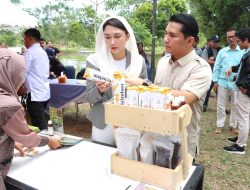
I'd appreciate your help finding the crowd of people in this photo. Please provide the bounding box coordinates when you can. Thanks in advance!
[0,13,249,189]
[193,28,250,154]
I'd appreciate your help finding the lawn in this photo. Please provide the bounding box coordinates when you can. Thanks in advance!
[197,97,250,190]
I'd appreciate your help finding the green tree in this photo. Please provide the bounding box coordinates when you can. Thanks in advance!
[105,0,151,16]
[189,0,250,44]
[134,2,153,33]
[9,0,21,4]
[105,0,188,47]
[134,0,188,39]
[128,18,152,47]
[24,1,97,48]
[0,30,18,46]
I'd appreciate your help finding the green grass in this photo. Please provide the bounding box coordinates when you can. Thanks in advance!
[61,53,86,61]
[197,97,250,190]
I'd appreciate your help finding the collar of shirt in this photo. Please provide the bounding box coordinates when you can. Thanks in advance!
[170,50,196,67]
[28,43,40,50]
[225,45,241,52]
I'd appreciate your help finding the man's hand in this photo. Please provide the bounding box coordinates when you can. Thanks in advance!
[50,72,56,78]
[209,57,215,61]
[125,76,144,86]
[15,142,25,156]
[226,67,232,77]
[48,137,61,150]
[213,82,219,94]
[170,90,198,105]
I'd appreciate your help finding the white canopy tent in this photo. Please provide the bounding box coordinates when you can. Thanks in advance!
[0,0,38,29]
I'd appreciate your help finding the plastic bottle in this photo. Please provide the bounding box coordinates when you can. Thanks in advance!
[48,120,54,136]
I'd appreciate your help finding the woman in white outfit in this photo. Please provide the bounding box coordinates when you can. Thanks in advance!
[85,16,148,145]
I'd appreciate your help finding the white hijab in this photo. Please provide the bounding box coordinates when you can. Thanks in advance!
[87,16,143,78]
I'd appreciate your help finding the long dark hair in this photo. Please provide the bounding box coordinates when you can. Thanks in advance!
[102,18,129,34]
[137,42,147,59]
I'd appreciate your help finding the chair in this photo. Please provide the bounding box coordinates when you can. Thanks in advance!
[76,68,86,80]
[75,92,89,119]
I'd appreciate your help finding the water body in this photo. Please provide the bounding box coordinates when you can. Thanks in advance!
[60,52,87,73]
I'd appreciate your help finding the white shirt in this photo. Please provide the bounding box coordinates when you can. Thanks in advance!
[24,43,50,101]
[114,57,126,72]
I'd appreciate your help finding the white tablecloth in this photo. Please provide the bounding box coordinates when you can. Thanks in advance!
[8,140,196,190]
[8,140,134,190]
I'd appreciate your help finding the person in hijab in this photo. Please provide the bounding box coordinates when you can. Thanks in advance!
[86,16,148,145]
[0,49,61,190]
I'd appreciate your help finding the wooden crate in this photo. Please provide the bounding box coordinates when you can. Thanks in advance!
[104,102,193,190]
[104,103,192,136]
[111,152,193,190]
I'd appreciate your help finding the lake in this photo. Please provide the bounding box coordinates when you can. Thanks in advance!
[60,52,87,74]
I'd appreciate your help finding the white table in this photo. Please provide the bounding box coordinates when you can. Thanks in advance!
[8,140,135,190]
[7,140,200,190]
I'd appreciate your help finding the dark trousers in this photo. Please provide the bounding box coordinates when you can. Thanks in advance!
[27,93,49,130]
[203,81,214,107]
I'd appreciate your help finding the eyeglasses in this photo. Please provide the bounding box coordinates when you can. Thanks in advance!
[227,36,236,39]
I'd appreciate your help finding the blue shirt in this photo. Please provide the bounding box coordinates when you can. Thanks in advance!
[212,46,243,90]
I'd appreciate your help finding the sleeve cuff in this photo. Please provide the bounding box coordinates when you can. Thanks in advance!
[181,86,202,99]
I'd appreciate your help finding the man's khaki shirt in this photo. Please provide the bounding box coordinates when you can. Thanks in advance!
[155,50,212,157]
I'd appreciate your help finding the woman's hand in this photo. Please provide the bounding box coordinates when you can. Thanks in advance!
[15,142,25,156]
[17,84,26,96]
[48,137,61,150]
[95,81,112,94]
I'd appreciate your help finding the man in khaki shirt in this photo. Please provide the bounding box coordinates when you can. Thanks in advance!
[155,14,212,157]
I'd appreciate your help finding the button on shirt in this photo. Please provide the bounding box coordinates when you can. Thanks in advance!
[24,43,50,101]
[155,50,212,156]
[212,46,243,90]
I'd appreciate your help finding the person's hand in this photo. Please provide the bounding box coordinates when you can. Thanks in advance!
[209,57,215,61]
[239,87,247,94]
[48,137,61,150]
[17,84,26,96]
[213,82,219,94]
[15,142,25,156]
[95,81,112,93]
[226,67,232,77]
[125,76,144,86]
[50,72,56,77]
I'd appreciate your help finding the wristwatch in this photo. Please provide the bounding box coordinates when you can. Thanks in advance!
[142,79,152,86]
